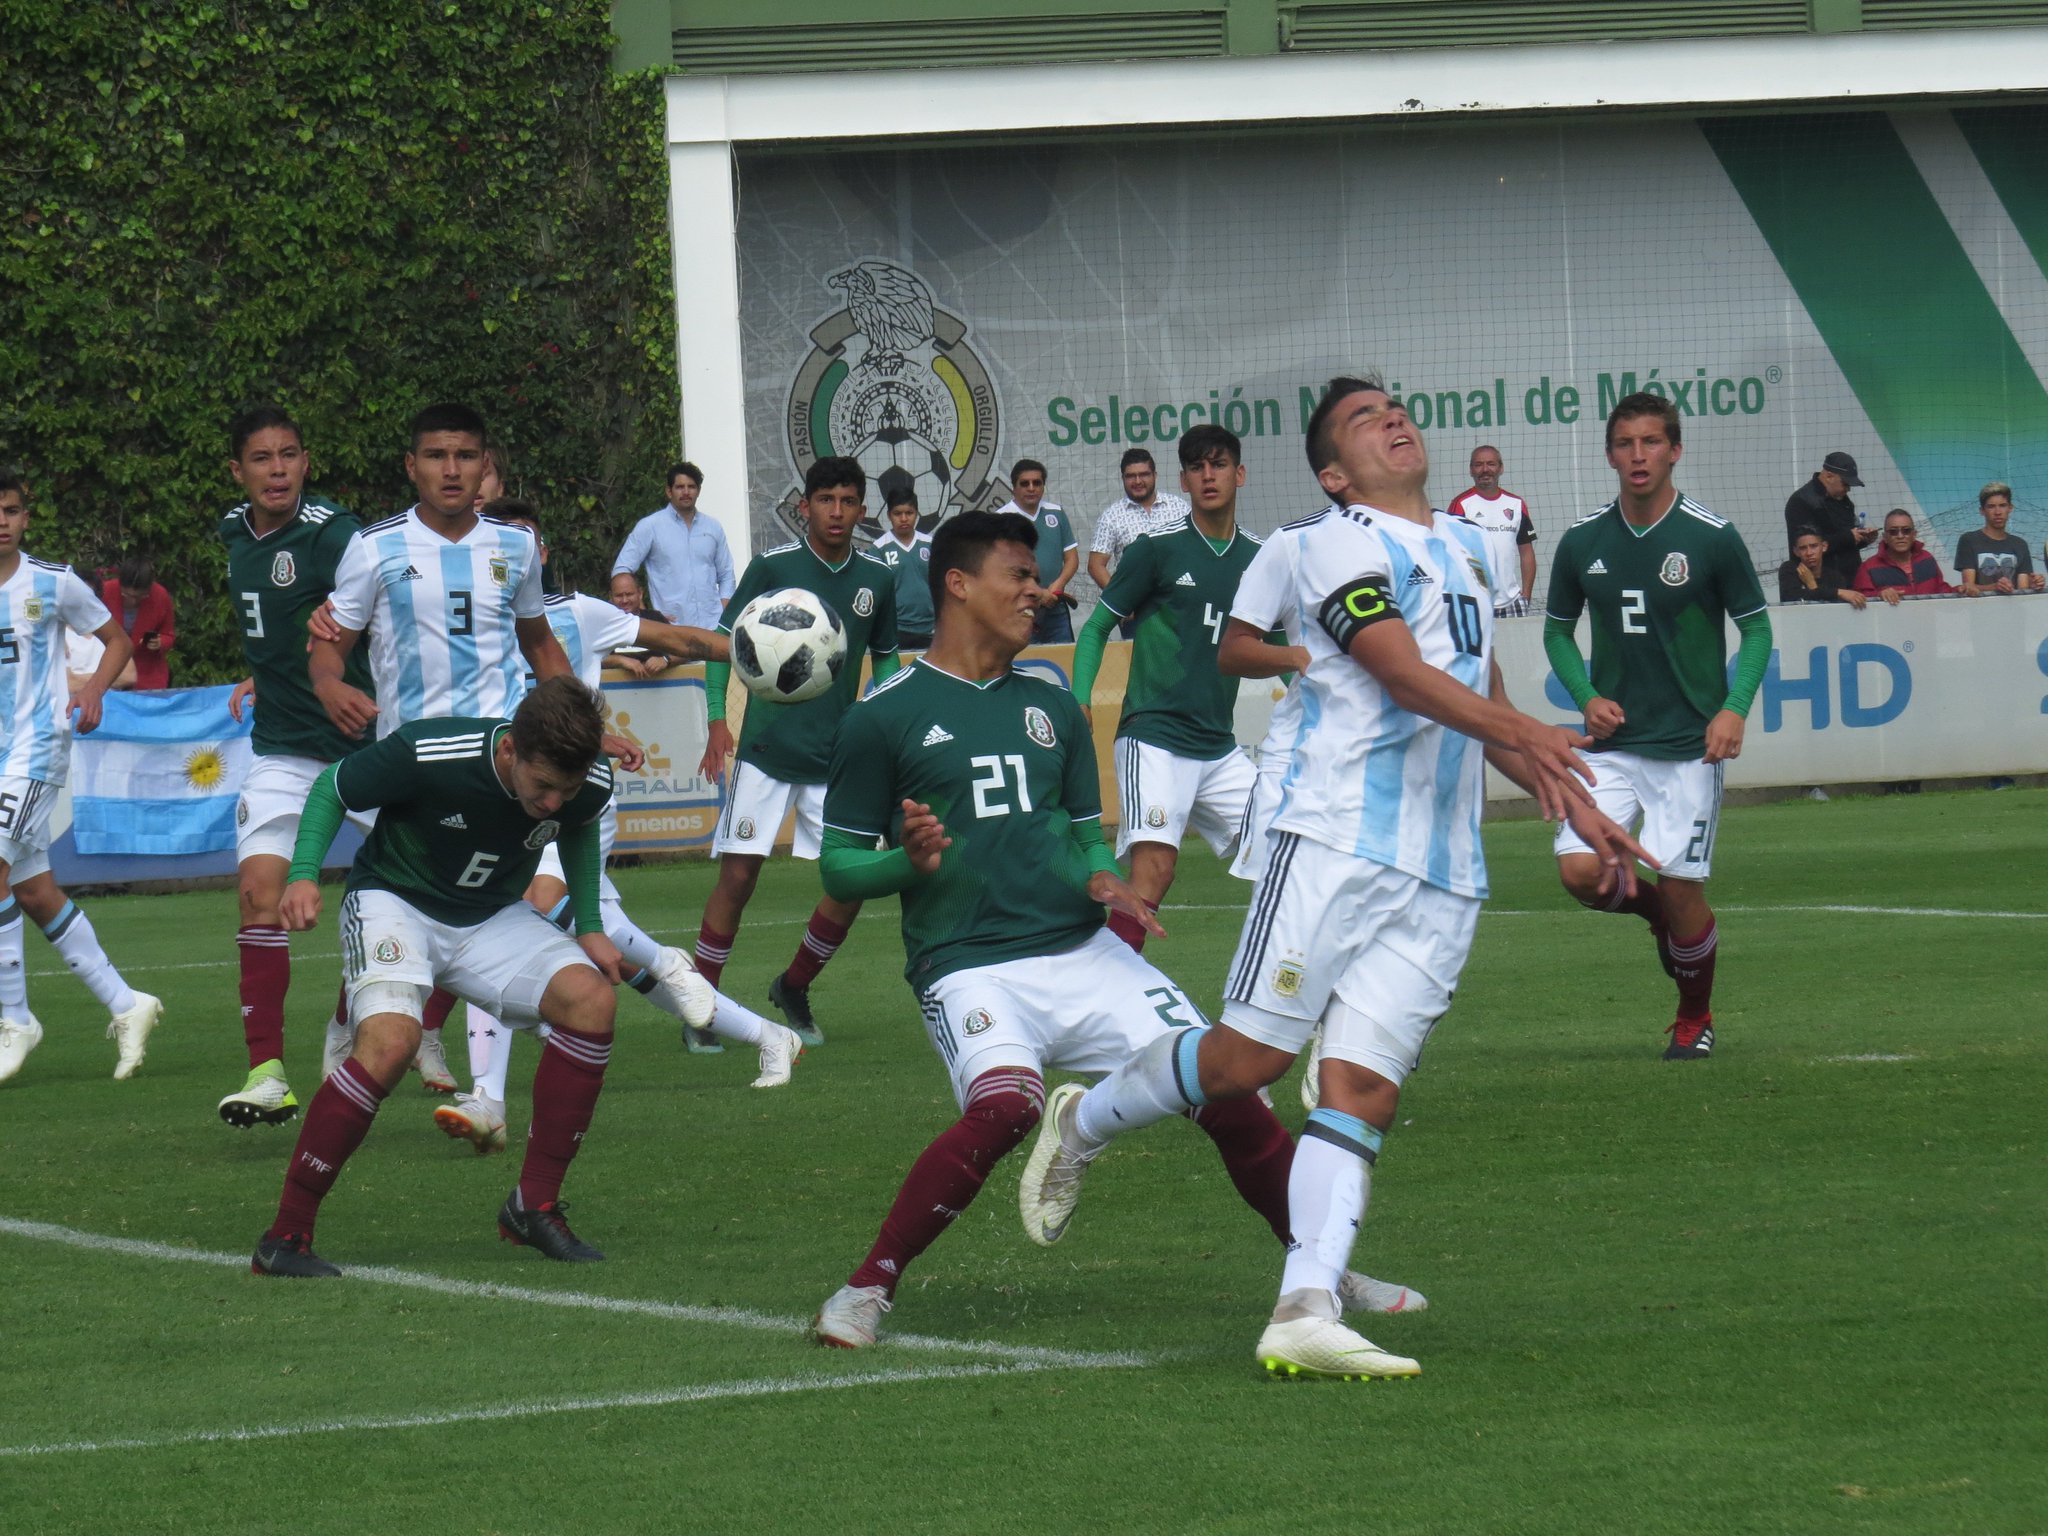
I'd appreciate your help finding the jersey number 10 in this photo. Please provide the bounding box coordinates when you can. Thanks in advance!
[1441,592,1484,657]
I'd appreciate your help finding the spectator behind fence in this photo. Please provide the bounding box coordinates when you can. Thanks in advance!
[1855,511,1955,604]
[1955,482,2045,596]
[870,487,934,649]
[1784,450,1876,588]
[603,571,670,677]
[996,458,1078,644]
[611,460,735,630]
[1778,526,1867,609]
[1089,449,1188,639]
[100,555,174,689]
[1446,444,1537,616]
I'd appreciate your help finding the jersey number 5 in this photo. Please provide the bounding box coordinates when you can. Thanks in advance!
[969,754,1034,818]
[0,627,17,666]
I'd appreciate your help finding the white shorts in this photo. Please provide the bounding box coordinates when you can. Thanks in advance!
[918,927,1207,1109]
[536,801,622,906]
[712,760,823,860]
[1226,751,1286,882]
[1220,833,1478,1087]
[1553,750,1724,882]
[339,888,596,1026]
[1114,738,1256,860]
[237,753,377,863]
[0,776,57,881]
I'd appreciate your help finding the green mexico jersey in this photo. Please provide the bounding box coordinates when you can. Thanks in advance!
[220,499,374,761]
[1546,494,1769,760]
[720,539,899,784]
[334,717,613,926]
[825,660,1104,988]
[1099,520,1260,760]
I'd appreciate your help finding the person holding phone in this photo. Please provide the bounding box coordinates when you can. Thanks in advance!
[99,555,174,690]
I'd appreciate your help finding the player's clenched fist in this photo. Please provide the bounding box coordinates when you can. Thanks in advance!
[279,878,323,931]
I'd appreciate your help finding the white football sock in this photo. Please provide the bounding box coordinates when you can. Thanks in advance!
[1074,1026,1207,1148]
[1277,1109,1380,1299]
[708,990,766,1046]
[467,1004,515,1105]
[0,898,26,1016]
[605,905,664,973]
[40,901,135,1014]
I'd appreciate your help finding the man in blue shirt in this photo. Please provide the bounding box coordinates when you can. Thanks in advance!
[611,462,736,630]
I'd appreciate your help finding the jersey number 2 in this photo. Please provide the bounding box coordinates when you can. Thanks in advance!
[1621,589,1648,634]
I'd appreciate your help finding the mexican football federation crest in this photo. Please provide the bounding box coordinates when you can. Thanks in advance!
[1024,706,1056,749]
[270,551,297,587]
[524,819,560,850]
[961,1008,996,1037]
[373,938,404,965]
[782,260,1012,541]
[852,587,875,618]
[1659,552,1690,587]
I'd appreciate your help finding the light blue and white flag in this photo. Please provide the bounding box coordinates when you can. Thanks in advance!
[69,686,254,856]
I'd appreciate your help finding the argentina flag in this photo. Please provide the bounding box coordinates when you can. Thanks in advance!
[69,686,254,856]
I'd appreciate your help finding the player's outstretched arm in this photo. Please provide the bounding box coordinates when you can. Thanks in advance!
[1216,617,1307,679]
[516,614,572,683]
[1073,817,1165,938]
[634,617,726,664]
[818,820,937,901]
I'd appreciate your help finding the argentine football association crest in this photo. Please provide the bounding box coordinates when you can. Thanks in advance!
[781,259,1011,540]
[524,819,560,850]
[1660,552,1691,587]
[852,587,875,618]
[489,553,511,588]
[21,595,43,622]
[270,551,297,587]
[962,1007,996,1037]
[1023,706,1056,749]
[1273,960,1304,999]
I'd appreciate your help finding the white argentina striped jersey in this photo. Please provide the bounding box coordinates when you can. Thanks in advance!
[0,556,111,783]
[1228,504,1323,779]
[328,507,545,738]
[536,592,640,691]
[1266,503,1497,899]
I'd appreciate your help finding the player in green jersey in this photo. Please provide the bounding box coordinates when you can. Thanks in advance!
[216,405,377,1128]
[251,677,646,1275]
[694,457,901,1045]
[808,510,1419,1348]
[1544,391,1774,1061]
[1072,423,1263,949]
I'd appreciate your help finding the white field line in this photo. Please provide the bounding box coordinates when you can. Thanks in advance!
[0,1361,1051,1460]
[1163,903,2048,921]
[0,1217,1149,1372]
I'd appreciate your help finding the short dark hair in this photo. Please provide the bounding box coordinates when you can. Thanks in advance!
[229,404,301,460]
[1305,374,1385,477]
[1883,508,1917,529]
[410,402,488,449]
[1010,457,1047,483]
[804,455,866,500]
[510,675,606,780]
[1119,449,1154,473]
[1792,525,1824,543]
[1472,444,1501,460]
[1980,481,2013,508]
[884,485,919,512]
[0,466,26,500]
[1178,422,1241,469]
[668,461,703,488]
[116,555,155,590]
[929,509,1039,610]
[1605,391,1681,449]
[483,496,540,533]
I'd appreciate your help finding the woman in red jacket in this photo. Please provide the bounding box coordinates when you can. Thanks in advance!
[1854,511,1956,605]
[100,555,175,689]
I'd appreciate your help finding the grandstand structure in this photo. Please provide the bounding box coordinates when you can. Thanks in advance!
[611,1,2048,572]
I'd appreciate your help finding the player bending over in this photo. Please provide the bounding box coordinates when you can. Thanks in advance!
[252,677,671,1275]
[1016,377,1650,1380]
[809,510,1416,1349]
[1071,423,1264,948]
[1544,392,1771,1061]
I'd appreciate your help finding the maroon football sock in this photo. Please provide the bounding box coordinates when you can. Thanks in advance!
[1189,1095,1295,1245]
[1592,881,1666,926]
[1668,920,1718,1021]
[421,986,456,1033]
[784,909,851,990]
[518,1024,612,1208]
[849,1069,1044,1292]
[1105,900,1160,953]
[266,1059,386,1241]
[236,924,290,1069]
[694,922,735,988]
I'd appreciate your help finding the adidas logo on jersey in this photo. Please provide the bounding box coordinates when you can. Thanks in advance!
[399,564,424,581]
[1404,567,1435,587]
[1176,572,1197,586]
[439,814,468,828]
[1586,559,1608,574]
[921,724,955,747]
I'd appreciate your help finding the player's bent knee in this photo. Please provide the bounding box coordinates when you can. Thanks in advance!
[543,964,615,1038]
[962,1069,1045,1149]
[1557,854,1609,904]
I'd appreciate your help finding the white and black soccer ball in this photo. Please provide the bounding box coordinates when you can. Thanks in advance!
[731,587,847,705]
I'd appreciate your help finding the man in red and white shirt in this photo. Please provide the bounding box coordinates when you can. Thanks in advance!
[1446,446,1536,617]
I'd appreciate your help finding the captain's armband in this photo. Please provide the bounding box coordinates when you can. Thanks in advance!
[1316,573,1399,651]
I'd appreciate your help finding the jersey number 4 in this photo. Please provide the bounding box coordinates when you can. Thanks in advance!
[969,754,1034,818]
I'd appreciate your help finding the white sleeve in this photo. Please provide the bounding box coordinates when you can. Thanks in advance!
[575,595,641,657]
[326,534,377,632]
[509,533,545,619]
[58,568,112,636]
[1229,537,1295,630]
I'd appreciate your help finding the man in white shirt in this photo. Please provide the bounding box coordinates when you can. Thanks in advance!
[611,461,736,631]
[1087,449,1192,593]
[1446,446,1537,617]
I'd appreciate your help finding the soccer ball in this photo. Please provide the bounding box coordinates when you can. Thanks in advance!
[731,588,847,705]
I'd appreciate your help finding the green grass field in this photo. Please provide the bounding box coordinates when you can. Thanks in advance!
[3,789,2045,1535]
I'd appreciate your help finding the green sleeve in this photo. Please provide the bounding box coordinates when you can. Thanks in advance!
[708,556,773,722]
[820,825,923,902]
[286,765,348,884]
[1096,532,1153,619]
[1543,530,1586,623]
[704,659,731,722]
[870,651,902,686]
[1543,617,1598,711]
[1059,692,1103,822]
[557,816,605,936]
[1071,603,1119,705]
[1723,609,1774,718]
[870,566,900,655]
[1070,814,1119,880]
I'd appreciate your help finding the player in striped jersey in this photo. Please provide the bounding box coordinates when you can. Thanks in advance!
[437,505,801,1155]
[0,469,163,1085]
[1544,392,1772,1061]
[1018,377,1650,1380]
[252,679,640,1275]
[309,404,574,1093]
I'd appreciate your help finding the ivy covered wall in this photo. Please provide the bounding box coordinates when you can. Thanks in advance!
[0,1,679,682]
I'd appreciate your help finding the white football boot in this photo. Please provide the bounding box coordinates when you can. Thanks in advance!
[814,1284,892,1348]
[433,1092,508,1155]
[107,992,162,1080]
[412,1027,457,1093]
[751,1022,804,1090]
[1018,1082,1099,1247]
[0,1014,45,1083]
[1338,1269,1429,1315]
